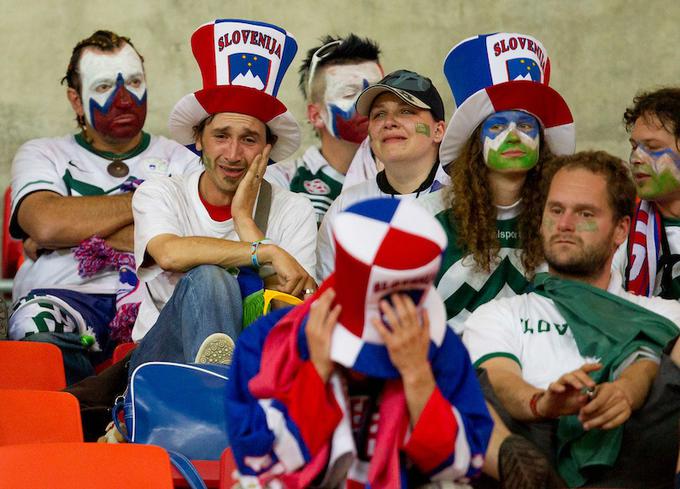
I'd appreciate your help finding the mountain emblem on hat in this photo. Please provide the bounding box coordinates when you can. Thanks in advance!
[506,58,540,81]
[229,53,271,91]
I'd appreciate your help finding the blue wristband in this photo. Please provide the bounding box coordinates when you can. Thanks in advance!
[250,241,261,268]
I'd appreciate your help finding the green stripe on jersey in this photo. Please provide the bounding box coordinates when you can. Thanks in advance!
[435,209,530,325]
[474,352,522,369]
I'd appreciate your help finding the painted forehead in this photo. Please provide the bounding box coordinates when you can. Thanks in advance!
[323,62,383,94]
[483,110,539,126]
[78,43,144,86]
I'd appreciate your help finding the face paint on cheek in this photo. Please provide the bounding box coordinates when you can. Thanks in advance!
[79,44,147,139]
[90,78,147,139]
[321,63,382,144]
[483,123,540,171]
[543,217,555,232]
[575,220,598,232]
[415,123,431,137]
[631,144,680,198]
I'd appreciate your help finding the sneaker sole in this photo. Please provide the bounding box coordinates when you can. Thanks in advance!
[195,333,235,365]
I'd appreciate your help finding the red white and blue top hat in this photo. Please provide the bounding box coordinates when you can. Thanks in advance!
[169,19,301,162]
[439,32,575,164]
[323,197,447,379]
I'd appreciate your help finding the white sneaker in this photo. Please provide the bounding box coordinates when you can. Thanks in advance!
[195,333,235,365]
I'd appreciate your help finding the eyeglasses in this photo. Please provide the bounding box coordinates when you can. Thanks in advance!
[306,39,343,98]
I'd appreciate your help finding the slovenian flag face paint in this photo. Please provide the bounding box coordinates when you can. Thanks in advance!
[321,62,383,144]
[79,43,147,139]
[481,110,540,171]
[629,143,680,199]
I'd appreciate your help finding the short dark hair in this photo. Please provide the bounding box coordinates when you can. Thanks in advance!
[541,150,635,223]
[623,88,680,145]
[62,30,143,94]
[299,34,380,101]
[192,114,275,144]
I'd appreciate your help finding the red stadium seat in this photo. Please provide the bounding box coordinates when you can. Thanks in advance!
[0,389,83,444]
[0,442,174,488]
[0,341,66,390]
[2,186,24,279]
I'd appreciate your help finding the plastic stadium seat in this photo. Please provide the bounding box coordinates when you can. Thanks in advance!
[0,341,66,390]
[170,448,239,489]
[0,442,174,488]
[2,186,23,279]
[0,389,83,445]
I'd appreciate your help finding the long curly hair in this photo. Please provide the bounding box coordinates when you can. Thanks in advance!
[447,125,553,276]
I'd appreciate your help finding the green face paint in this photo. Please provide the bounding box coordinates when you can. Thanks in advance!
[485,134,539,171]
[415,123,431,137]
[543,216,555,232]
[635,163,680,199]
[575,220,598,232]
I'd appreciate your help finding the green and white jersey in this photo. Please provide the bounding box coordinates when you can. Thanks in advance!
[265,146,344,225]
[612,216,680,300]
[463,272,680,389]
[418,191,536,335]
[10,133,201,300]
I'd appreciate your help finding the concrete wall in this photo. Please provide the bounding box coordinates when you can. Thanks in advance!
[2,0,678,191]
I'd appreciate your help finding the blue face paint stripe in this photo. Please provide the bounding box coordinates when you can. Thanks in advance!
[88,73,147,125]
[328,103,357,136]
[481,110,539,141]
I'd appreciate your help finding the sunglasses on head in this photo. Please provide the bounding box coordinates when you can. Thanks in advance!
[306,39,343,97]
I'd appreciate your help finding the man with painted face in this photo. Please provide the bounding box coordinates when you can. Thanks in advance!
[8,30,201,384]
[612,88,680,300]
[265,34,383,224]
[316,69,450,280]
[465,151,680,489]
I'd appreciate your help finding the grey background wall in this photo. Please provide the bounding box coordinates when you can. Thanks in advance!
[2,0,679,192]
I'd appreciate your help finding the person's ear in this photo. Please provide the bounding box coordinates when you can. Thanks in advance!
[307,103,326,130]
[67,88,84,118]
[432,120,446,143]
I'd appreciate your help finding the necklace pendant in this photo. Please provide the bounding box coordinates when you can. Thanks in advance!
[107,159,130,178]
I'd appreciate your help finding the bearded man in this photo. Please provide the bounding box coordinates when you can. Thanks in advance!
[8,30,200,384]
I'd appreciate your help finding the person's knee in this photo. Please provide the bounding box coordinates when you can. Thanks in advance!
[181,265,240,301]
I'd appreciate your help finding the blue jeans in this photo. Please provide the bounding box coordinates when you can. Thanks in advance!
[128,265,243,375]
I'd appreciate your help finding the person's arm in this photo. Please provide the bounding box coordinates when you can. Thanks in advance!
[578,358,658,430]
[483,357,601,421]
[373,294,494,480]
[104,223,134,252]
[17,190,133,249]
[372,294,435,424]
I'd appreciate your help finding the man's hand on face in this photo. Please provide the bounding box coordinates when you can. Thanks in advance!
[232,144,271,226]
[372,293,432,383]
[578,380,633,431]
[306,288,341,383]
[537,363,601,419]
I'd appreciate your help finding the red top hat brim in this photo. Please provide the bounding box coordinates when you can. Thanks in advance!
[168,85,301,162]
[439,80,575,165]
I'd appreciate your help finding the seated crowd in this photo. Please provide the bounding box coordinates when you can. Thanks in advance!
[3,20,680,489]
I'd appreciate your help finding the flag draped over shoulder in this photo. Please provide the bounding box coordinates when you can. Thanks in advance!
[225,295,493,488]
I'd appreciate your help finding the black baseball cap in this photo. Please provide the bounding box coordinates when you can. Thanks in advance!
[355,69,445,122]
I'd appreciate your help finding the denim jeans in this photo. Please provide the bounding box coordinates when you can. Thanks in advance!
[128,265,243,375]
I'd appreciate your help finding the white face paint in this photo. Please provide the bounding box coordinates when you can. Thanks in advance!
[319,62,383,142]
[78,43,146,127]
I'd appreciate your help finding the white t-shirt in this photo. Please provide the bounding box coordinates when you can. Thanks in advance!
[131,170,317,340]
[463,272,680,389]
[316,165,450,281]
[10,133,201,300]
